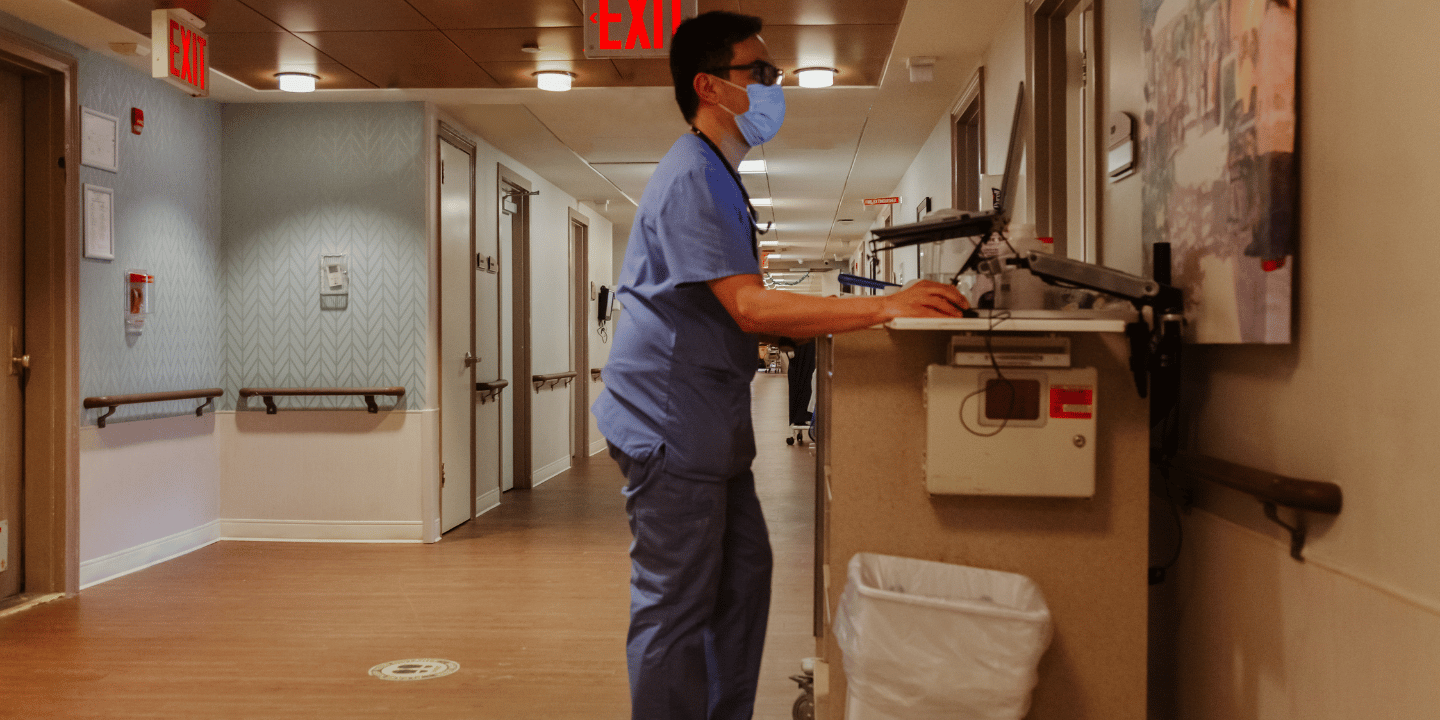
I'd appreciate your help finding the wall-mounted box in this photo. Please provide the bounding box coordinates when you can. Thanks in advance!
[925,364,1097,497]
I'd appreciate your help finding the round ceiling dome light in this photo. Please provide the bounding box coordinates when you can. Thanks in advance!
[275,72,319,93]
[795,67,838,88]
[533,70,576,91]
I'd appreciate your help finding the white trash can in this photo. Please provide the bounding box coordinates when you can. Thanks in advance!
[834,553,1053,720]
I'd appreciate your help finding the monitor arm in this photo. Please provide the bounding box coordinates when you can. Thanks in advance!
[980,253,1184,418]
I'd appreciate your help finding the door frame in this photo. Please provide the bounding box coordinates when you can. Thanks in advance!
[567,208,589,461]
[0,28,79,597]
[437,124,476,529]
[498,164,533,490]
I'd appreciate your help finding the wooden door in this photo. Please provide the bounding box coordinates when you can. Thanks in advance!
[0,66,25,601]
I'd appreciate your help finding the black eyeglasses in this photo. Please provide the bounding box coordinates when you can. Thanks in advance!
[706,60,783,86]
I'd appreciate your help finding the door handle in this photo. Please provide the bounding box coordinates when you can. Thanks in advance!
[463,352,480,368]
[10,354,28,377]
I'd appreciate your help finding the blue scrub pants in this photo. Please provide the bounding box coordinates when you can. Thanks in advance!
[609,443,773,720]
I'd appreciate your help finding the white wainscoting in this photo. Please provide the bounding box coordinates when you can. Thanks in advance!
[79,414,224,585]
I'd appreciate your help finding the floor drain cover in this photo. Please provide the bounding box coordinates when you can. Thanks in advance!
[369,659,460,681]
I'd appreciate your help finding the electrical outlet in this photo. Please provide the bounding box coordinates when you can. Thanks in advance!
[0,520,7,572]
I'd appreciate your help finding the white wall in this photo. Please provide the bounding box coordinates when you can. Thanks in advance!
[583,205,616,455]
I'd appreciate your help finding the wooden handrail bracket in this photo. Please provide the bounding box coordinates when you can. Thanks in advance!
[1171,452,1342,561]
[532,372,577,392]
[590,367,603,381]
[475,379,509,405]
[238,387,405,415]
[83,388,224,428]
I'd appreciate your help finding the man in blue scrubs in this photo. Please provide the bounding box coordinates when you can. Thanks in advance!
[593,11,970,720]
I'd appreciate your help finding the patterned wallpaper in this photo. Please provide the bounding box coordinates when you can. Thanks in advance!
[75,49,225,425]
[219,103,428,411]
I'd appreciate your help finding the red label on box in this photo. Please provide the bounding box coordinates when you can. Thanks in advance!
[1050,386,1094,419]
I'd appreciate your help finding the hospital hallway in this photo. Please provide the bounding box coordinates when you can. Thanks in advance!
[0,371,814,720]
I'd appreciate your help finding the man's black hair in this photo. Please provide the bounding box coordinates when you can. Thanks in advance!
[669,11,763,123]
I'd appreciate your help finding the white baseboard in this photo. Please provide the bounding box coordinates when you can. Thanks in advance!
[590,439,608,456]
[220,519,424,543]
[81,520,222,589]
[475,488,500,517]
[532,456,571,487]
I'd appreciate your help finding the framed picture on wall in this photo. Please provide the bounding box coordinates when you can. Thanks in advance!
[82,184,114,260]
[1142,0,1297,343]
[81,106,119,173]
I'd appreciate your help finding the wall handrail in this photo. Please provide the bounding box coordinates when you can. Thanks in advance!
[532,372,577,392]
[1169,452,1342,560]
[238,386,405,415]
[83,388,224,428]
[475,379,508,404]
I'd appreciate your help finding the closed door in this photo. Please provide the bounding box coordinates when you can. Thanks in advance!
[1,67,25,601]
[439,137,475,533]
[474,191,504,504]
[500,182,529,492]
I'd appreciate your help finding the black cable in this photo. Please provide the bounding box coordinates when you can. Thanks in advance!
[958,310,1015,437]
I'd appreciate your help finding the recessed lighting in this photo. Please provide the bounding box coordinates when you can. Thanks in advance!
[521,42,541,54]
[275,72,319,93]
[751,197,773,206]
[795,67,838,88]
[533,70,575,91]
[738,159,766,173]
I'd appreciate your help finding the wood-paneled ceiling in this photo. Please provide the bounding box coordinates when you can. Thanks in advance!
[21,0,1017,270]
[70,0,905,91]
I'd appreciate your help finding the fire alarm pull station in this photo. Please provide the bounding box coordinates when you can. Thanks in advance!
[126,270,153,334]
[132,108,144,135]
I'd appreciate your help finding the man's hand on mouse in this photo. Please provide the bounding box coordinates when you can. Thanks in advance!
[882,279,971,319]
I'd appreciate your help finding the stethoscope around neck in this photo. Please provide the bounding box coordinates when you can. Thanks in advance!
[691,127,773,237]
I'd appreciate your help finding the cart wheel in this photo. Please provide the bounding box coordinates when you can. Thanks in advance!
[792,691,814,720]
[786,436,795,446]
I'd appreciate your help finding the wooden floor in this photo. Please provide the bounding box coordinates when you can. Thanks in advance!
[0,372,816,719]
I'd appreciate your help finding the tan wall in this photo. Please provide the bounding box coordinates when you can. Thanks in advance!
[1117,0,1440,716]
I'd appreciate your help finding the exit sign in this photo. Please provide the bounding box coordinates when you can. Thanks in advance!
[151,8,209,97]
[584,0,697,58]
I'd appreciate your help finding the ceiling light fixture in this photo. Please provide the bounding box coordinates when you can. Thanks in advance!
[795,67,838,88]
[738,159,766,173]
[751,197,773,206]
[521,42,541,54]
[275,72,319,93]
[534,70,575,91]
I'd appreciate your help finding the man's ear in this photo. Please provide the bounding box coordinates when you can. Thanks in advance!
[693,71,721,107]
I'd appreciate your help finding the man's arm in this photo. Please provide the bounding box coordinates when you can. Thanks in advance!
[707,273,969,337]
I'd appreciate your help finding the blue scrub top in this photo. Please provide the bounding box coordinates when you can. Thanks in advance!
[593,133,759,483]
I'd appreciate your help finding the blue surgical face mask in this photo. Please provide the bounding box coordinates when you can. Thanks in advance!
[715,75,786,147]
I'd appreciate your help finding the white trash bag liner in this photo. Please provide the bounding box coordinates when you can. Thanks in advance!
[834,553,1052,720]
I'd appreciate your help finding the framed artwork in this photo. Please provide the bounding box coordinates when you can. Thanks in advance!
[83,184,114,260]
[1142,0,1297,343]
[81,107,119,173]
